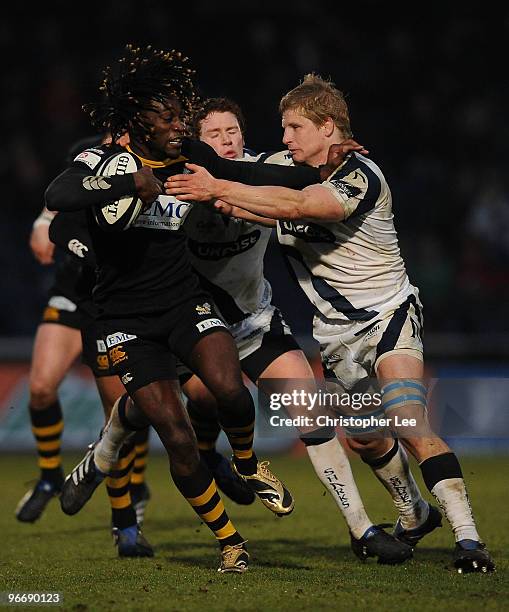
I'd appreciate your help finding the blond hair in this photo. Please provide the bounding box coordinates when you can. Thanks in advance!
[279,74,352,138]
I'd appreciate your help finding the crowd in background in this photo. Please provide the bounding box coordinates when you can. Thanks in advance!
[2,3,507,337]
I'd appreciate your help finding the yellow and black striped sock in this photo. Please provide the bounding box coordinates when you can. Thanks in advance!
[106,440,137,529]
[218,390,257,475]
[187,399,221,453]
[30,401,64,485]
[172,461,244,549]
[222,421,257,475]
[131,428,150,488]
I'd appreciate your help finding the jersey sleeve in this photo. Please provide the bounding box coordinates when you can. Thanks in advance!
[49,210,96,266]
[321,155,381,219]
[182,139,322,189]
[45,148,137,212]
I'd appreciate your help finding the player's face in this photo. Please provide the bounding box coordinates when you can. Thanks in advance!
[282,109,328,167]
[199,111,244,159]
[140,98,186,160]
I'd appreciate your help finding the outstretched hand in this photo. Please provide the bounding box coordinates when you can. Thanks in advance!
[319,139,369,181]
[133,166,163,205]
[165,164,218,201]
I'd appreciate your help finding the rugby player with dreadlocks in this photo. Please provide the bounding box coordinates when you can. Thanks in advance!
[18,136,153,559]
[44,45,347,572]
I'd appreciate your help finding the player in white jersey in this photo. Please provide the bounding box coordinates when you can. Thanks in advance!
[177,97,414,564]
[165,76,494,574]
[181,99,293,505]
[186,100,291,366]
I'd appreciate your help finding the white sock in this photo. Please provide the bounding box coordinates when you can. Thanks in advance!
[94,397,134,473]
[306,437,373,539]
[431,479,480,542]
[370,441,429,530]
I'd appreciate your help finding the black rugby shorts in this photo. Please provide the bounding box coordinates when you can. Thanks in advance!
[98,294,230,394]
[177,308,300,386]
[40,295,86,330]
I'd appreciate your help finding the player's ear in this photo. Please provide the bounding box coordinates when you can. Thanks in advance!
[117,133,130,146]
[322,117,335,138]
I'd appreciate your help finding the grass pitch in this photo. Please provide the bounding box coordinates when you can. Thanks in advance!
[1,452,508,611]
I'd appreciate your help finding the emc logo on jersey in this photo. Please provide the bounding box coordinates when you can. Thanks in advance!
[139,197,189,219]
[280,222,335,243]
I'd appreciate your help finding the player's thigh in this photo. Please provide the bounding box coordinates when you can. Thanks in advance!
[252,345,324,432]
[257,349,314,381]
[187,330,244,396]
[238,308,304,382]
[168,297,243,395]
[256,349,318,417]
[29,323,82,390]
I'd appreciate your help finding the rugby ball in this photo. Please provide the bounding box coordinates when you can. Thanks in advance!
[93,151,144,231]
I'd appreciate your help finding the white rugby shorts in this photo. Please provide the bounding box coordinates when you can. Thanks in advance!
[315,291,424,390]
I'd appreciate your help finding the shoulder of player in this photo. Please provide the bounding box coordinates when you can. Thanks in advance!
[65,134,104,160]
[324,153,388,197]
[72,143,125,171]
[328,152,385,182]
[256,150,294,166]
[320,152,391,220]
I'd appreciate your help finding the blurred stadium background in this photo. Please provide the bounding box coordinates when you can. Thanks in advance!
[1,2,508,454]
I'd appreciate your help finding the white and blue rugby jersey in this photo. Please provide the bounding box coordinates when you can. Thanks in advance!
[184,153,273,324]
[267,151,414,322]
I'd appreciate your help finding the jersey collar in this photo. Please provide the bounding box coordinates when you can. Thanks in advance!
[125,144,188,168]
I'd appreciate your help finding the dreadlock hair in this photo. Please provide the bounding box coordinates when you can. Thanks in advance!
[84,44,200,145]
[191,97,246,139]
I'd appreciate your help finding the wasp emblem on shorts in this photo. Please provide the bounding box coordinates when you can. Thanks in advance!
[195,302,212,315]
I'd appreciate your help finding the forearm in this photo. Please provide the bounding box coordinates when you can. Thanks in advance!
[32,206,56,229]
[213,181,303,220]
[225,205,276,227]
[49,211,96,266]
[215,158,320,189]
[182,139,321,188]
[45,167,136,212]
